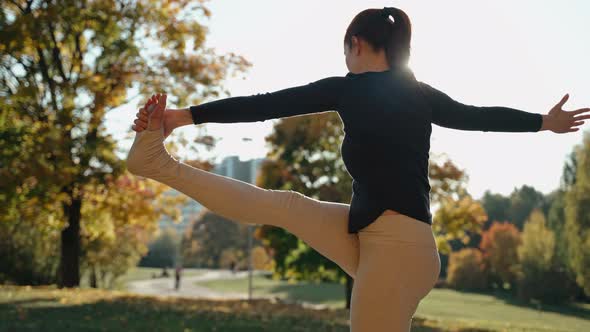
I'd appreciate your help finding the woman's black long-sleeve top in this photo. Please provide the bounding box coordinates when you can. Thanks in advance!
[189,68,543,233]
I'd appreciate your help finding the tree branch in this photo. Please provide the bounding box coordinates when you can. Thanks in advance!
[8,0,24,12]
[36,47,59,113]
[47,20,68,82]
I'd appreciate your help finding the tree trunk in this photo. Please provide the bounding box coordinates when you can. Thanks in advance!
[59,189,82,288]
[345,274,354,309]
[90,265,98,288]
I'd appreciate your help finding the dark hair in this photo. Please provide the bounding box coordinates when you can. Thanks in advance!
[344,7,412,69]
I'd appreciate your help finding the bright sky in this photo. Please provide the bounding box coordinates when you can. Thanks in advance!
[109,0,590,201]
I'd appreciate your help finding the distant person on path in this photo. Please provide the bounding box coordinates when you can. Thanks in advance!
[174,265,182,290]
[127,7,589,331]
[229,260,236,274]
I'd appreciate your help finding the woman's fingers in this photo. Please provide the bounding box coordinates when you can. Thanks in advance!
[136,109,149,121]
[556,93,569,108]
[572,107,590,115]
[573,114,590,121]
[134,118,147,128]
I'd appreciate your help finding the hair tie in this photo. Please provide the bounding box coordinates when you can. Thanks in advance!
[381,7,395,23]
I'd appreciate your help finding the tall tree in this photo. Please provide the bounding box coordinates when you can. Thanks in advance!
[546,149,578,286]
[181,209,254,269]
[429,154,488,259]
[480,191,511,228]
[479,221,521,289]
[516,207,575,304]
[81,173,184,288]
[508,185,546,230]
[1,0,249,287]
[564,131,590,296]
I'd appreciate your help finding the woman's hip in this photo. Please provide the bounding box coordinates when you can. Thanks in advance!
[355,214,441,304]
[358,212,438,249]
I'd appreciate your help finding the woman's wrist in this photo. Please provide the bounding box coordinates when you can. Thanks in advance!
[168,107,194,128]
[540,114,551,131]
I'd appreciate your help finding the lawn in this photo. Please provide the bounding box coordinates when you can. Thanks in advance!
[197,275,590,332]
[0,286,445,332]
[196,273,346,308]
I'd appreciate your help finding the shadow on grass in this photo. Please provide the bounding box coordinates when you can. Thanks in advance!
[448,288,590,326]
[491,289,590,321]
[0,295,349,332]
[450,287,590,321]
[0,290,456,332]
[264,281,345,304]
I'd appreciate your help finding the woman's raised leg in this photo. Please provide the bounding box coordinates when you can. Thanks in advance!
[127,127,359,278]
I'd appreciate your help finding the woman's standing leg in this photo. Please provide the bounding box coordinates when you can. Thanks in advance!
[349,214,440,332]
[127,127,360,278]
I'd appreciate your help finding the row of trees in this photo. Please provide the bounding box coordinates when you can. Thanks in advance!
[447,212,576,304]
[139,210,273,272]
[446,133,590,304]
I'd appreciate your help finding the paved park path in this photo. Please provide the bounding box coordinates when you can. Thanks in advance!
[127,269,265,300]
[127,268,329,309]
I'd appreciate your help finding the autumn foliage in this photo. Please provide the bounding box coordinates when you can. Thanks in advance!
[446,248,487,290]
[479,221,521,289]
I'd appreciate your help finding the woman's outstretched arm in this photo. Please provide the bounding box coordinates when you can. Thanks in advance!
[133,77,344,135]
[419,81,590,133]
[419,81,544,132]
[188,76,344,125]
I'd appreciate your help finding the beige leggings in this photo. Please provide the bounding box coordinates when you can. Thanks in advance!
[127,127,441,332]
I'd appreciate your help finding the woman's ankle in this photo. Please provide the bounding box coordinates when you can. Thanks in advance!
[127,128,170,178]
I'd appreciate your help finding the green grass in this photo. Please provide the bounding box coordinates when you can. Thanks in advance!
[197,275,590,332]
[196,274,346,308]
[0,286,443,332]
[416,288,590,332]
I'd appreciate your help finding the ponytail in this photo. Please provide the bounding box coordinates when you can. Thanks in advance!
[381,7,412,69]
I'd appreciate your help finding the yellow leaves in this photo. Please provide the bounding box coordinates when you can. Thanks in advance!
[433,194,488,254]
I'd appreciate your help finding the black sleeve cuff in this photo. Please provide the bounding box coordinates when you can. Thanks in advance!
[189,105,204,125]
[535,113,544,132]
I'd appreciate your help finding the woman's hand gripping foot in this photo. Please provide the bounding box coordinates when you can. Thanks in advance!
[127,93,177,179]
[132,93,190,139]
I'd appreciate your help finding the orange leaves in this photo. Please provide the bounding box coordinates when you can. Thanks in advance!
[446,248,488,290]
[479,221,521,287]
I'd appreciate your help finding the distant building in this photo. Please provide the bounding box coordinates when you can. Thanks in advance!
[158,155,266,233]
[212,155,265,184]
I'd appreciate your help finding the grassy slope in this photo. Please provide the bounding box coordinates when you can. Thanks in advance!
[197,276,590,332]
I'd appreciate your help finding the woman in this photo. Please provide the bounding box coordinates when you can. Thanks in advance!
[127,7,589,331]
